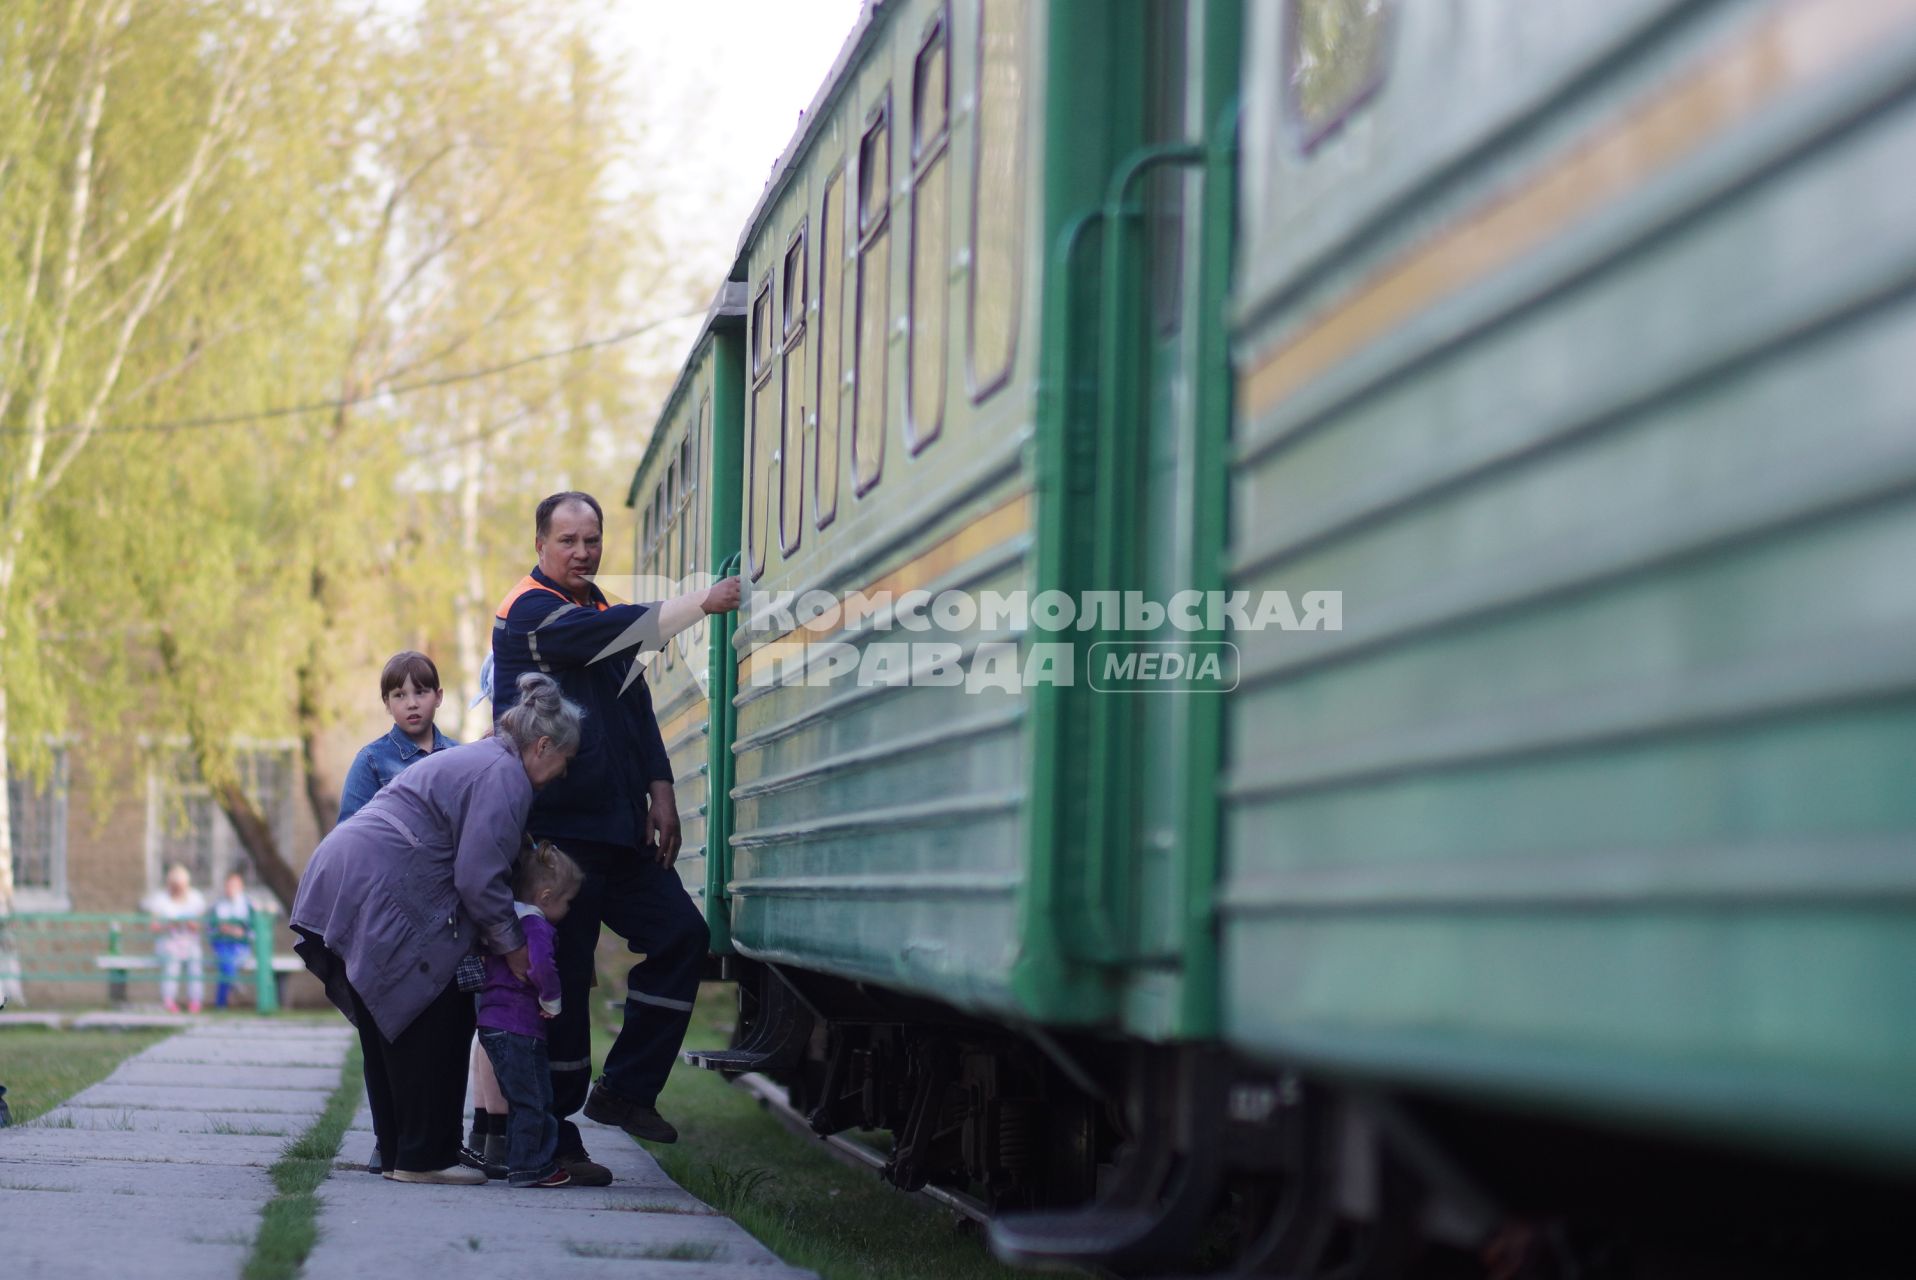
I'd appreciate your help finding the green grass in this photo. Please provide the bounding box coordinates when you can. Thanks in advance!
[591,978,1046,1280]
[241,1042,363,1280]
[0,1027,174,1125]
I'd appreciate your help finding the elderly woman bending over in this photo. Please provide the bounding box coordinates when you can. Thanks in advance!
[292,672,580,1185]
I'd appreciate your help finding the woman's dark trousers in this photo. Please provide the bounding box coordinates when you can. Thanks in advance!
[348,977,475,1173]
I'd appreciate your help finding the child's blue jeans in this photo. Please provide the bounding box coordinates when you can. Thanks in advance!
[477,1028,558,1186]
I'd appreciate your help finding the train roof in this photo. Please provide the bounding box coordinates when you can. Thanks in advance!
[625,280,749,509]
[731,0,893,267]
[629,2,889,511]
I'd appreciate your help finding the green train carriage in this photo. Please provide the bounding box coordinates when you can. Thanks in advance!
[1220,0,1916,1240]
[626,283,747,948]
[619,0,1916,1273]
[626,0,1247,1215]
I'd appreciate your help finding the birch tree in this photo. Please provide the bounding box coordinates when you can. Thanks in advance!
[0,0,292,920]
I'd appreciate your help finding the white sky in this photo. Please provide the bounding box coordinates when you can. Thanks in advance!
[598,1,865,289]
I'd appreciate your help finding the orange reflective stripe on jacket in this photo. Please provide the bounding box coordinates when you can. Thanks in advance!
[494,574,608,620]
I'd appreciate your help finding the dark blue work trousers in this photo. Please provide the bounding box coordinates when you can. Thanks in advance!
[541,837,706,1158]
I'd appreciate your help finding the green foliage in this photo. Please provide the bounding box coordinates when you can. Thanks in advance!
[1,0,700,900]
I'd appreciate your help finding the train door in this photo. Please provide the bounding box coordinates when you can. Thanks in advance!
[1104,0,1239,1038]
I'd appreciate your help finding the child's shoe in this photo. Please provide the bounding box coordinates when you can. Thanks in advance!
[162,1000,180,1014]
[187,1000,202,1014]
[457,1143,505,1180]
[519,1166,571,1188]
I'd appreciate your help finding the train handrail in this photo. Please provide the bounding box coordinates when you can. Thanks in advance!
[708,550,744,947]
[1078,142,1210,966]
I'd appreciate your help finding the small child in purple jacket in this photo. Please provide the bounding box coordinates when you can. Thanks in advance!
[477,840,583,1188]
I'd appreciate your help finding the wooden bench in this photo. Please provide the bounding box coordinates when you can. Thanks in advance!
[94,953,303,1007]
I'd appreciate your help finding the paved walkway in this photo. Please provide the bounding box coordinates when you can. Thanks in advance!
[0,1021,350,1279]
[1,1020,815,1279]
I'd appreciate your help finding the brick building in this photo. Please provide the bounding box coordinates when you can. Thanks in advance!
[7,738,331,1007]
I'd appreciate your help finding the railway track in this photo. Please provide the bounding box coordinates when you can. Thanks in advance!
[728,1069,992,1227]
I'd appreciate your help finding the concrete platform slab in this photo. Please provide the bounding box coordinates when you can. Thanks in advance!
[111,1061,344,1090]
[312,1167,716,1215]
[66,1083,330,1113]
[3,1234,249,1280]
[304,1186,792,1273]
[0,1185,265,1232]
[65,1013,207,1030]
[186,1021,352,1039]
[0,1158,277,1199]
[142,1037,349,1066]
[0,1128,290,1166]
[35,1106,302,1137]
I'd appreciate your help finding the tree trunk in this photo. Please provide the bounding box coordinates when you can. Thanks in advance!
[0,544,22,1001]
[450,425,487,740]
[296,565,340,838]
[212,778,300,910]
[154,628,302,910]
[0,542,16,917]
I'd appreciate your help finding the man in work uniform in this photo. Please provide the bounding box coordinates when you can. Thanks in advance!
[492,490,740,1184]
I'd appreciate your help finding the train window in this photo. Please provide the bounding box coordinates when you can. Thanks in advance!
[748,276,777,580]
[907,11,949,453]
[816,166,845,529]
[686,403,702,578]
[664,457,679,667]
[1285,0,1393,150]
[652,484,666,583]
[664,458,676,587]
[912,13,948,148]
[968,0,1025,401]
[679,427,695,581]
[675,452,689,587]
[853,94,891,496]
[780,224,808,556]
[641,500,655,578]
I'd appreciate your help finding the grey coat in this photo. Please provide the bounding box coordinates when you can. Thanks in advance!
[291,735,530,1041]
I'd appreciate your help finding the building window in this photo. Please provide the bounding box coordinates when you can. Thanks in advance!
[748,276,779,578]
[907,11,950,452]
[1285,0,1394,150]
[780,224,809,556]
[968,0,1027,401]
[816,167,846,528]
[854,94,892,496]
[7,746,69,907]
[147,744,296,903]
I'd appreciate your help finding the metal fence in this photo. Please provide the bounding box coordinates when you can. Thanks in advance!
[0,910,287,1013]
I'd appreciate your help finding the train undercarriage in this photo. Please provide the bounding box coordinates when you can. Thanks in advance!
[689,961,1908,1279]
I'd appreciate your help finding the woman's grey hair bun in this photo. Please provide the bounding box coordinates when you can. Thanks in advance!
[496,671,584,755]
